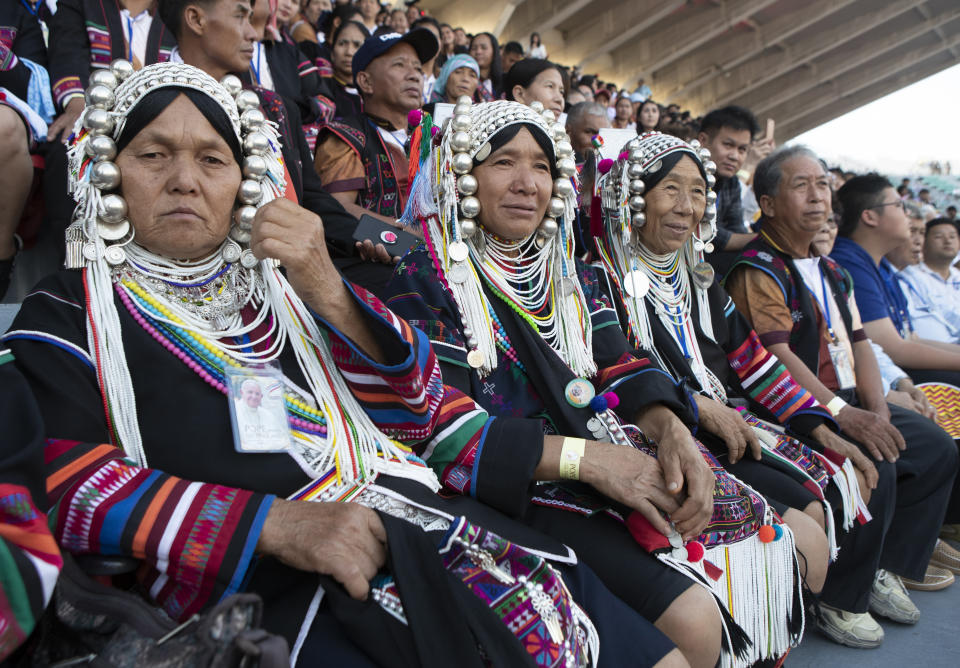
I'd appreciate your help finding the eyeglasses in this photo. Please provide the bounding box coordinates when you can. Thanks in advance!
[872,200,906,212]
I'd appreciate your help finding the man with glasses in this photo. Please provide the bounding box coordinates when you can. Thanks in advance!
[833,175,960,387]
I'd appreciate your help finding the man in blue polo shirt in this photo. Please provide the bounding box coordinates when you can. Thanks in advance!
[832,174,960,388]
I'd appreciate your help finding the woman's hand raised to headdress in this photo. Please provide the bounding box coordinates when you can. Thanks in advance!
[250,198,349,310]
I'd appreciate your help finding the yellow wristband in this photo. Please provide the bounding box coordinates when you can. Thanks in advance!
[826,396,848,417]
[559,438,586,480]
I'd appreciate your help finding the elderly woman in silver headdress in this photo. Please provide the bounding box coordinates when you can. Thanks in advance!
[3,61,642,667]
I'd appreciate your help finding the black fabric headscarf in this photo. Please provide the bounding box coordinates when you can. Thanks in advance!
[641,149,707,192]
[474,122,558,179]
[115,87,243,166]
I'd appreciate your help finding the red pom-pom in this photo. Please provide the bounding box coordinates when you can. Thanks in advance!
[407,109,422,127]
[758,525,776,543]
[603,391,619,409]
[598,158,614,174]
[618,150,629,161]
[685,541,704,562]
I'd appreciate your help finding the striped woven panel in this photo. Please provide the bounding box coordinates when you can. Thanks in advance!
[917,382,960,438]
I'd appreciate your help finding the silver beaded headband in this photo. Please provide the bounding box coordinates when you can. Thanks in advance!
[65,60,287,270]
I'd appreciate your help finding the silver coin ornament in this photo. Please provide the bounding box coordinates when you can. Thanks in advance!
[560,277,577,297]
[99,194,127,223]
[104,245,126,266]
[448,262,470,284]
[91,162,121,190]
[240,249,259,268]
[692,262,715,289]
[82,243,99,261]
[449,240,470,263]
[238,180,262,205]
[693,239,704,252]
[457,174,478,196]
[97,219,129,241]
[704,242,714,253]
[243,155,268,179]
[110,59,135,81]
[586,416,604,434]
[466,349,484,369]
[222,242,242,263]
[623,270,650,298]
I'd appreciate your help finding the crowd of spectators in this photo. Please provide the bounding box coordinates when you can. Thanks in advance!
[2,1,960,666]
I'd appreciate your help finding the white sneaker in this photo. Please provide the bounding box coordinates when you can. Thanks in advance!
[869,569,920,624]
[817,603,884,648]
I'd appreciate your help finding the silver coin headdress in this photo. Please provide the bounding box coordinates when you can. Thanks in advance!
[65,60,287,270]
[403,98,595,378]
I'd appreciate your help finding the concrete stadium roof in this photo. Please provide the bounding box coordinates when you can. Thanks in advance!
[418,0,960,141]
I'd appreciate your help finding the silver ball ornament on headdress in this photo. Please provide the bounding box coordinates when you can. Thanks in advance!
[109,59,135,82]
[235,90,261,112]
[629,148,644,163]
[627,162,644,179]
[698,148,711,161]
[706,173,716,188]
[541,110,556,123]
[706,190,717,205]
[456,95,472,107]
[538,217,559,237]
[460,196,481,219]
[457,174,478,196]
[243,155,268,179]
[99,194,128,223]
[230,226,252,243]
[529,101,545,114]
[551,123,566,142]
[452,153,473,175]
[235,205,257,229]
[626,138,640,151]
[220,74,243,97]
[83,108,114,135]
[451,131,471,153]
[86,135,117,162]
[460,218,477,238]
[547,197,565,218]
[557,158,576,178]
[85,85,115,109]
[689,139,701,149]
[451,114,471,133]
[554,177,574,198]
[91,161,121,190]
[555,140,573,159]
[632,211,646,227]
[240,109,265,132]
[238,179,262,205]
[243,132,270,156]
[629,195,646,212]
[703,160,717,174]
[629,179,646,194]
[89,69,119,90]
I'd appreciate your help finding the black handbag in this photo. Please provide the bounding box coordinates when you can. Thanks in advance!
[22,555,289,668]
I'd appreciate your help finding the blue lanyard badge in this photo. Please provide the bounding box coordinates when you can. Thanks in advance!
[125,15,134,61]
[250,43,261,84]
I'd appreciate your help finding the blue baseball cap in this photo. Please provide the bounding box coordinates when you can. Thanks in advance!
[352,28,440,87]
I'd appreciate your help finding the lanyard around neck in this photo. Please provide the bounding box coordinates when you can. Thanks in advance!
[250,43,262,85]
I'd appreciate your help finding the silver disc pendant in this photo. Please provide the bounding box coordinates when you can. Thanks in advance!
[222,242,242,263]
[448,262,469,284]
[704,242,715,254]
[82,243,99,262]
[560,277,577,297]
[623,270,650,298]
[449,240,469,263]
[240,249,259,269]
[693,239,704,252]
[466,349,484,369]
[104,245,126,266]
[97,219,129,241]
[692,262,715,289]
[586,416,603,434]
